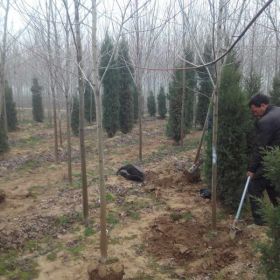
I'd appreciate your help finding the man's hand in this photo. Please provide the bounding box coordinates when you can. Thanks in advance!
[247,171,254,178]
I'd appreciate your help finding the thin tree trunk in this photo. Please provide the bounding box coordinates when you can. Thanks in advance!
[75,0,89,225]
[180,0,186,147]
[47,0,58,163]
[180,64,186,146]
[58,109,63,147]
[92,0,107,262]
[0,0,10,135]
[211,0,224,231]
[2,91,8,132]
[51,83,58,161]
[64,0,72,184]
[135,0,143,161]
[66,94,72,183]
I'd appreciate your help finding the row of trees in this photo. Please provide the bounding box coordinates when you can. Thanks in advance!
[147,86,168,119]
[0,0,278,269]
[100,34,136,138]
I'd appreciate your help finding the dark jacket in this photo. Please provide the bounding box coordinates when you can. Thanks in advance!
[248,105,280,177]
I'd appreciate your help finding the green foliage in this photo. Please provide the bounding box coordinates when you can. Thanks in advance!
[196,42,214,127]
[0,117,8,153]
[105,192,115,202]
[100,33,120,137]
[106,211,119,226]
[147,91,156,117]
[46,252,57,261]
[31,78,44,122]
[244,70,262,98]
[0,250,39,280]
[263,148,280,193]
[67,242,84,257]
[157,86,167,119]
[84,80,96,123]
[258,149,280,280]
[270,72,280,106]
[166,49,196,143]
[5,81,17,131]
[243,71,260,157]
[71,95,79,136]
[170,211,193,222]
[204,52,250,209]
[258,202,280,279]
[84,226,95,237]
[117,37,134,134]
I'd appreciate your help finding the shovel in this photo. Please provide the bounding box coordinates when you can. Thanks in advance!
[229,176,251,239]
[185,91,214,183]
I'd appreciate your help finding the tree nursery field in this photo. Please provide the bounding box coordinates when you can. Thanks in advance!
[0,118,268,280]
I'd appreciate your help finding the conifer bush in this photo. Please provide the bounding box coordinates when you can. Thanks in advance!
[84,81,96,123]
[31,78,44,122]
[244,70,262,98]
[100,33,119,137]
[270,72,280,106]
[157,86,167,119]
[166,49,196,143]
[147,91,156,117]
[117,37,134,134]
[71,95,79,136]
[204,53,250,209]
[5,81,17,131]
[0,118,8,153]
[258,147,280,280]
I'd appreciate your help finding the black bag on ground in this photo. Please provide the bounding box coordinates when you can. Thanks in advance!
[200,188,211,199]
[116,164,144,182]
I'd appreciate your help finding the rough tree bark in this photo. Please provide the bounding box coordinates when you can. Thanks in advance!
[74,0,89,224]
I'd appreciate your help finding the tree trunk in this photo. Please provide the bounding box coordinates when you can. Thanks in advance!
[211,0,225,231]
[92,0,107,262]
[58,109,63,148]
[180,0,186,147]
[135,0,143,161]
[75,0,89,225]
[47,0,59,163]
[64,0,72,184]
[0,0,10,136]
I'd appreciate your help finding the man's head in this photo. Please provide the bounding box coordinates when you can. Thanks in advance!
[249,94,270,118]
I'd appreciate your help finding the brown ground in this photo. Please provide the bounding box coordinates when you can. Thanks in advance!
[0,118,268,280]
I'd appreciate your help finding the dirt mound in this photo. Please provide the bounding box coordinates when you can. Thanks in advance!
[145,169,187,190]
[146,213,251,277]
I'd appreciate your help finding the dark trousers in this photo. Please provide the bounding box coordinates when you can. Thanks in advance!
[248,177,279,224]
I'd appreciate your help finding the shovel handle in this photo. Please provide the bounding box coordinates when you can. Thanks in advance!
[234,176,251,221]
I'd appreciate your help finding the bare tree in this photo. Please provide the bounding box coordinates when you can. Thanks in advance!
[0,0,10,134]
[47,0,59,162]
[63,0,73,184]
[73,0,89,224]
[179,0,187,147]
[91,0,108,262]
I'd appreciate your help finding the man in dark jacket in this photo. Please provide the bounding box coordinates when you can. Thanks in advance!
[247,94,280,225]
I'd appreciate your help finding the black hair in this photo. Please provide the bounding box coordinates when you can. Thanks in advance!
[248,94,270,107]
